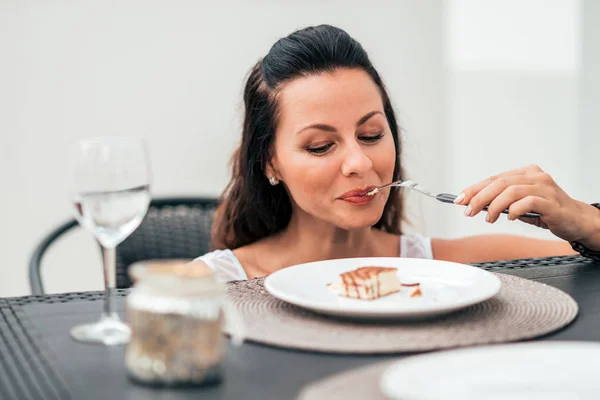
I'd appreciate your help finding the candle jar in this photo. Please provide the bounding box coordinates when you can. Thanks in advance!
[125,260,242,386]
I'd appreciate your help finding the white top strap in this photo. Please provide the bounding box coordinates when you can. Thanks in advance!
[196,249,248,282]
[195,233,433,283]
[400,233,434,259]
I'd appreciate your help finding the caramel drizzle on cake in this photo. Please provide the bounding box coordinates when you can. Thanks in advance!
[340,266,396,298]
[327,266,403,300]
[328,266,422,300]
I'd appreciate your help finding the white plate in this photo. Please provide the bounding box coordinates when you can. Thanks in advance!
[380,341,600,400]
[264,257,500,319]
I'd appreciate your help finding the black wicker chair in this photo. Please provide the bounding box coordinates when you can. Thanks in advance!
[29,197,219,295]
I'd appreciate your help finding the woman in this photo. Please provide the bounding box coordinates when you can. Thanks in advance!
[195,25,600,282]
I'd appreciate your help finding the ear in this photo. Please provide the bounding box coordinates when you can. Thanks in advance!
[265,159,281,182]
[264,148,281,182]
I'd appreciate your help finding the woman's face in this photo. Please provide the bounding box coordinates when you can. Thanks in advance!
[269,68,396,230]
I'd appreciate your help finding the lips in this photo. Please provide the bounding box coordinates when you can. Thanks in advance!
[338,186,378,199]
[337,186,378,205]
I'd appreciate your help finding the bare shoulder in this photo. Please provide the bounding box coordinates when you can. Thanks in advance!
[231,241,273,278]
[231,243,259,269]
[431,234,576,264]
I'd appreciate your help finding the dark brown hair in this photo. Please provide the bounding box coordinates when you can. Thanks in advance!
[212,24,405,250]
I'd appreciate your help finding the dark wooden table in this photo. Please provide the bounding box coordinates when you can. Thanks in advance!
[2,255,599,400]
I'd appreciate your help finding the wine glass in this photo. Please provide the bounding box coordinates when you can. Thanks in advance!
[69,137,151,345]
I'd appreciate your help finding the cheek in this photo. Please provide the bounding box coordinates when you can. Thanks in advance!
[372,137,397,180]
[279,152,340,202]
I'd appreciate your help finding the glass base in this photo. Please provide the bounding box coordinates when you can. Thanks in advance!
[70,313,131,346]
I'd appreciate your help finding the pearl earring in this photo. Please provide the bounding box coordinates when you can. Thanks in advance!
[269,176,279,186]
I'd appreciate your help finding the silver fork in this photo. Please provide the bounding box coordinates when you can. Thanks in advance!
[367,180,541,218]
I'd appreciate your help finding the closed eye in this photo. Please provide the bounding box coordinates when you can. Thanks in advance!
[306,143,334,155]
[305,132,384,155]
[359,132,384,143]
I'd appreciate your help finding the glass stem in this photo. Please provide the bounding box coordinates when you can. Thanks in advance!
[102,246,117,319]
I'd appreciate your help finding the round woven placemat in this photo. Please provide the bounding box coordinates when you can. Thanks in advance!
[224,274,578,354]
[297,361,394,400]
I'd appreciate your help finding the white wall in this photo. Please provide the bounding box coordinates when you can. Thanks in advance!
[444,0,589,239]
[0,0,445,296]
[1,0,594,297]
[580,0,600,200]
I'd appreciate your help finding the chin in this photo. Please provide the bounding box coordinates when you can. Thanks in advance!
[334,210,383,230]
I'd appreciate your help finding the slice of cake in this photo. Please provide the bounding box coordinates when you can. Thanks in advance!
[327,266,401,300]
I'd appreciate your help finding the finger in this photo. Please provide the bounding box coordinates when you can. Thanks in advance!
[507,196,554,221]
[466,175,538,217]
[485,184,550,223]
[455,164,543,205]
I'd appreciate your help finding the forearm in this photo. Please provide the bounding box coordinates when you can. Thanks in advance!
[432,235,576,264]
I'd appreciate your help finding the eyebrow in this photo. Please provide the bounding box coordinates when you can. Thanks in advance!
[296,111,384,135]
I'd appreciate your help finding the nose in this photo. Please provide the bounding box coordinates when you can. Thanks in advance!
[340,142,373,177]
